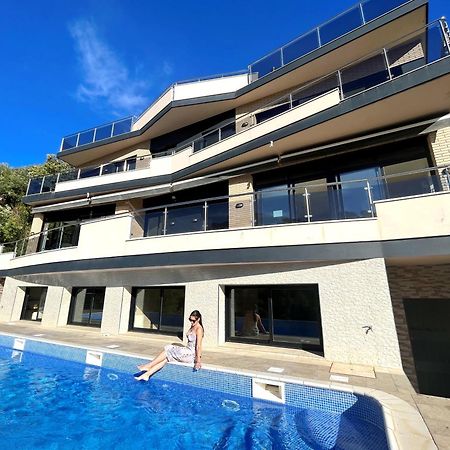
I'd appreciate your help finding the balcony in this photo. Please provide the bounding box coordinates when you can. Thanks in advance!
[57,0,420,157]
[60,116,137,151]
[26,156,147,196]
[3,165,450,281]
[248,0,414,80]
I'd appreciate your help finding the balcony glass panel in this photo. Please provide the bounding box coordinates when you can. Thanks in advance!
[41,174,58,193]
[166,205,204,234]
[61,135,78,150]
[319,6,363,45]
[193,130,220,152]
[292,74,338,107]
[362,0,408,23]
[79,167,101,178]
[60,224,80,248]
[293,187,308,223]
[283,30,320,65]
[27,177,43,195]
[102,161,124,175]
[426,24,449,63]
[387,36,425,78]
[341,52,389,98]
[255,186,291,225]
[308,184,340,221]
[126,158,136,171]
[58,170,79,182]
[144,210,165,237]
[112,117,133,136]
[250,51,282,79]
[78,129,95,146]
[94,124,113,142]
[384,173,439,198]
[339,180,372,219]
[255,97,290,124]
[220,122,236,140]
[206,200,229,231]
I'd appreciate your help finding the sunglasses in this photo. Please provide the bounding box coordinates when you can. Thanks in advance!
[189,318,197,323]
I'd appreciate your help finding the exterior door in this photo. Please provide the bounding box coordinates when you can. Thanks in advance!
[226,285,323,353]
[21,287,47,321]
[404,299,450,398]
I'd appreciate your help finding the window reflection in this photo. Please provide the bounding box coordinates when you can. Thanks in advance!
[131,287,185,334]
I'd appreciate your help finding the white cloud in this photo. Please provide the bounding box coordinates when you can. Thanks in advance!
[69,19,150,115]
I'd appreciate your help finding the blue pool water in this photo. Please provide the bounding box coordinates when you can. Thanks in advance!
[0,346,388,449]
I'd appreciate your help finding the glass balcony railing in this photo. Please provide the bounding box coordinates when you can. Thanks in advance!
[153,20,450,159]
[26,156,146,196]
[60,116,137,151]
[248,0,412,80]
[3,165,450,258]
[129,165,450,239]
[2,223,81,258]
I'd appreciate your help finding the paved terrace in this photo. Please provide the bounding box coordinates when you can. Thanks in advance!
[0,322,448,449]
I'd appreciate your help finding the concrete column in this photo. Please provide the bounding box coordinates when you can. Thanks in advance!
[26,213,44,254]
[116,199,144,239]
[41,286,71,327]
[228,174,254,229]
[101,287,130,335]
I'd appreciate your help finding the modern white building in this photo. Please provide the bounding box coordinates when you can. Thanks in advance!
[1,0,450,397]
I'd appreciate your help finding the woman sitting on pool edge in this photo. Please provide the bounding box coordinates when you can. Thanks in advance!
[134,310,204,381]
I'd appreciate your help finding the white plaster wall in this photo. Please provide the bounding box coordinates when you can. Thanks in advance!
[375,191,450,240]
[55,168,153,193]
[173,74,249,101]
[184,259,401,368]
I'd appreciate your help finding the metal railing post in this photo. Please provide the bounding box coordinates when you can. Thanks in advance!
[304,188,312,222]
[111,122,115,138]
[58,226,64,249]
[39,176,45,194]
[383,48,393,80]
[337,70,344,100]
[203,201,208,231]
[438,18,450,53]
[26,178,31,196]
[163,207,168,235]
[359,2,366,25]
[317,27,321,47]
[75,133,80,147]
[251,192,256,226]
[364,180,375,217]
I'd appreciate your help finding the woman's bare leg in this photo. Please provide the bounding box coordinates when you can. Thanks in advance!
[137,350,167,371]
[135,360,167,381]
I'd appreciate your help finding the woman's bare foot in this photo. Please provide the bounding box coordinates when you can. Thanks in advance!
[135,371,151,381]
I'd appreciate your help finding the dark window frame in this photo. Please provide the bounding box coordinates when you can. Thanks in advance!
[68,287,106,328]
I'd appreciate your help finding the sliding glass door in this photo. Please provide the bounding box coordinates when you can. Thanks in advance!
[69,287,105,327]
[226,285,323,353]
[130,287,185,335]
[21,287,47,321]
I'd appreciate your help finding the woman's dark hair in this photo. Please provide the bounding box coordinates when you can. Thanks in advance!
[190,310,204,336]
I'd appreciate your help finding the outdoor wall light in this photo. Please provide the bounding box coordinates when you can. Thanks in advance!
[235,203,244,208]
[241,122,249,128]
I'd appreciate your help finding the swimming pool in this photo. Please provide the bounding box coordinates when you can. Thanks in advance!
[0,340,389,450]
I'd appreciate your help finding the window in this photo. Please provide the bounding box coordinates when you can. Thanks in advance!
[69,287,105,327]
[21,287,47,321]
[226,285,323,353]
[130,287,185,335]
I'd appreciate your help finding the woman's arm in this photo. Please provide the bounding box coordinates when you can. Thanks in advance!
[194,328,203,370]
[256,314,268,333]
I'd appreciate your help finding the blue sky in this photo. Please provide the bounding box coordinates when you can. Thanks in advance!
[0,0,449,167]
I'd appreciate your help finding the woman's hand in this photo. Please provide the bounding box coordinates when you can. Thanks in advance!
[194,360,202,371]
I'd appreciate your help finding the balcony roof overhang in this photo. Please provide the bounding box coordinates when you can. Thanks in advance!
[57,0,428,168]
[24,57,450,207]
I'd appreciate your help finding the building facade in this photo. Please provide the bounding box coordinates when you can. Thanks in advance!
[1,0,450,397]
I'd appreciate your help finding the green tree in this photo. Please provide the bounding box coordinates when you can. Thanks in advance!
[0,155,71,245]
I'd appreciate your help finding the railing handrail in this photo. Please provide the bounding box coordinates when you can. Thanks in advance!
[61,115,137,140]
[131,164,450,217]
[4,164,450,255]
[156,19,448,159]
[248,0,412,71]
